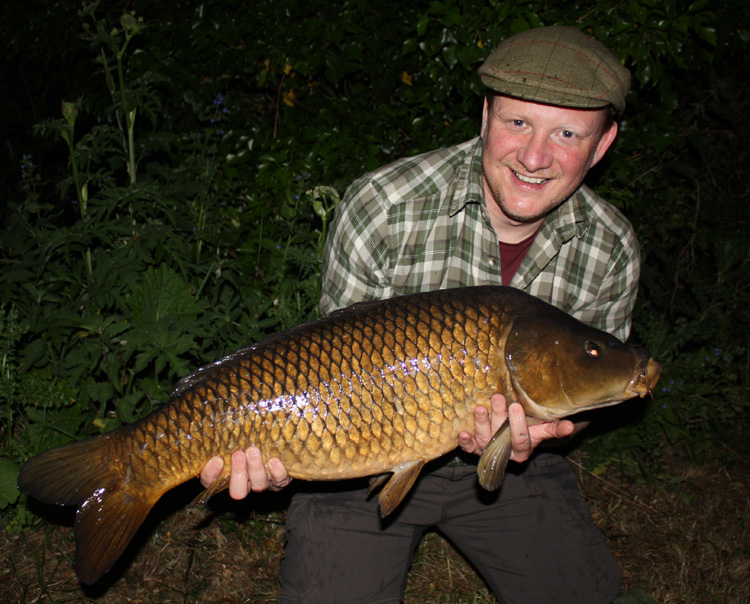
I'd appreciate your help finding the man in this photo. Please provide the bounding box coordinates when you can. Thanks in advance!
[201,26,636,603]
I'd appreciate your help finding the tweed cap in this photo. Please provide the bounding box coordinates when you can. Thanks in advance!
[478,26,630,113]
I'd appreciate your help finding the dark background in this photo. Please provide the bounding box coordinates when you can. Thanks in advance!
[1,0,748,520]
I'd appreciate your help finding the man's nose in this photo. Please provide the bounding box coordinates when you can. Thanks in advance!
[516,133,553,172]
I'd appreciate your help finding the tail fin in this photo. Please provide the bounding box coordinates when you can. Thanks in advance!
[18,435,157,584]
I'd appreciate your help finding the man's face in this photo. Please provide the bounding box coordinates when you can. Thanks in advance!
[481,94,618,228]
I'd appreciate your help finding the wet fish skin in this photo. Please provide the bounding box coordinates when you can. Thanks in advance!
[133,285,510,487]
[17,286,661,584]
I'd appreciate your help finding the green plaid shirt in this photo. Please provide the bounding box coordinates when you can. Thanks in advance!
[320,137,640,342]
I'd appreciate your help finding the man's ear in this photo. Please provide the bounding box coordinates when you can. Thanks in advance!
[480,96,491,139]
[590,120,619,168]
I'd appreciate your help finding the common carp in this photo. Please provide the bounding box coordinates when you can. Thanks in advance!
[18,285,661,584]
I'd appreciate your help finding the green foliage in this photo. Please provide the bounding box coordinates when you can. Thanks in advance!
[0,3,333,526]
[0,0,748,528]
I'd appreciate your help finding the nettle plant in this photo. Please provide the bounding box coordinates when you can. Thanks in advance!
[0,6,333,524]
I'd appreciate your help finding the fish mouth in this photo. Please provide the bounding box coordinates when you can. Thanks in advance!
[626,357,663,397]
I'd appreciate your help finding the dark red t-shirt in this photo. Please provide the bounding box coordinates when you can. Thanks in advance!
[498,229,539,286]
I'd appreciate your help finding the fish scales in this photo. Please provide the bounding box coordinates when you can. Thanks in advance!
[17,286,662,584]
[118,289,502,490]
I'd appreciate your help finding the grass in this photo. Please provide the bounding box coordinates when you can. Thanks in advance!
[2,450,748,603]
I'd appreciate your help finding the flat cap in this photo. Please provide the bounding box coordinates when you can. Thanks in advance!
[478,26,631,114]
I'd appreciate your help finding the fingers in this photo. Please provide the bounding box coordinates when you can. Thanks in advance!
[530,418,576,442]
[457,430,474,452]
[458,406,488,454]
[508,409,578,463]
[229,449,251,499]
[458,394,509,455]
[246,447,271,492]
[489,393,508,433]
[508,402,532,462]
[458,392,583,463]
[199,447,292,499]
[227,447,291,499]
[268,457,293,489]
[199,455,224,488]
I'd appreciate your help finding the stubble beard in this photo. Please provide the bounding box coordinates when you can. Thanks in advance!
[481,158,588,225]
[483,173,575,225]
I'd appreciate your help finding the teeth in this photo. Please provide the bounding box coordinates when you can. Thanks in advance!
[514,171,547,184]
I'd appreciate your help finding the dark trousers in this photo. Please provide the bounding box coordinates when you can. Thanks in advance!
[278,453,621,604]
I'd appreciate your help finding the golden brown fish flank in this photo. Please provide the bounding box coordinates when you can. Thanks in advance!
[17,286,661,583]
[127,289,505,483]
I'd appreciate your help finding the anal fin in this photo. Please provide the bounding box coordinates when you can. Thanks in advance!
[189,472,230,507]
[367,473,390,497]
[377,459,425,518]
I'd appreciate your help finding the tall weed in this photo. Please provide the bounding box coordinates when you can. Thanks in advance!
[0,4,332,525]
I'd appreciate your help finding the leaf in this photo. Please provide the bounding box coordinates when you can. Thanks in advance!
[85,381,115,403]
[697,26,717,46]
[442,45,458,70]
[402,37,419,55]
[127,264,199,325]
[116,392,146,424]
[0,458,20,508]
[23,339,48,370]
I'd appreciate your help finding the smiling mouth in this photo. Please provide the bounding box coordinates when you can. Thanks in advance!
[513,170,549,185]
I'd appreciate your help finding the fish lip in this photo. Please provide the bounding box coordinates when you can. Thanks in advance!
[626,358,663,397]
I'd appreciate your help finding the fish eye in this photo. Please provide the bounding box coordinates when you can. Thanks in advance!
[585,341,602,358]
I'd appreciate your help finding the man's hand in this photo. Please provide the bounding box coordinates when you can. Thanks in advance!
[199,446,292,500]
[458,394,578,463]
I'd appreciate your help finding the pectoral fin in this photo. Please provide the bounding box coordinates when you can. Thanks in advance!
[376,459,425,518]
[477,423,512,491]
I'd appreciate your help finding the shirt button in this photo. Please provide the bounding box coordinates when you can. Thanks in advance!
[488,258,496,267]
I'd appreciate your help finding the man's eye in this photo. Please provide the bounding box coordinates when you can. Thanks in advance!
[561,130,576,139]
[511,119,525,127]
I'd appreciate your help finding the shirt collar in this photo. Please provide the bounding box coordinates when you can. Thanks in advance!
[543,186,591,242]
[448,137,485,217]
